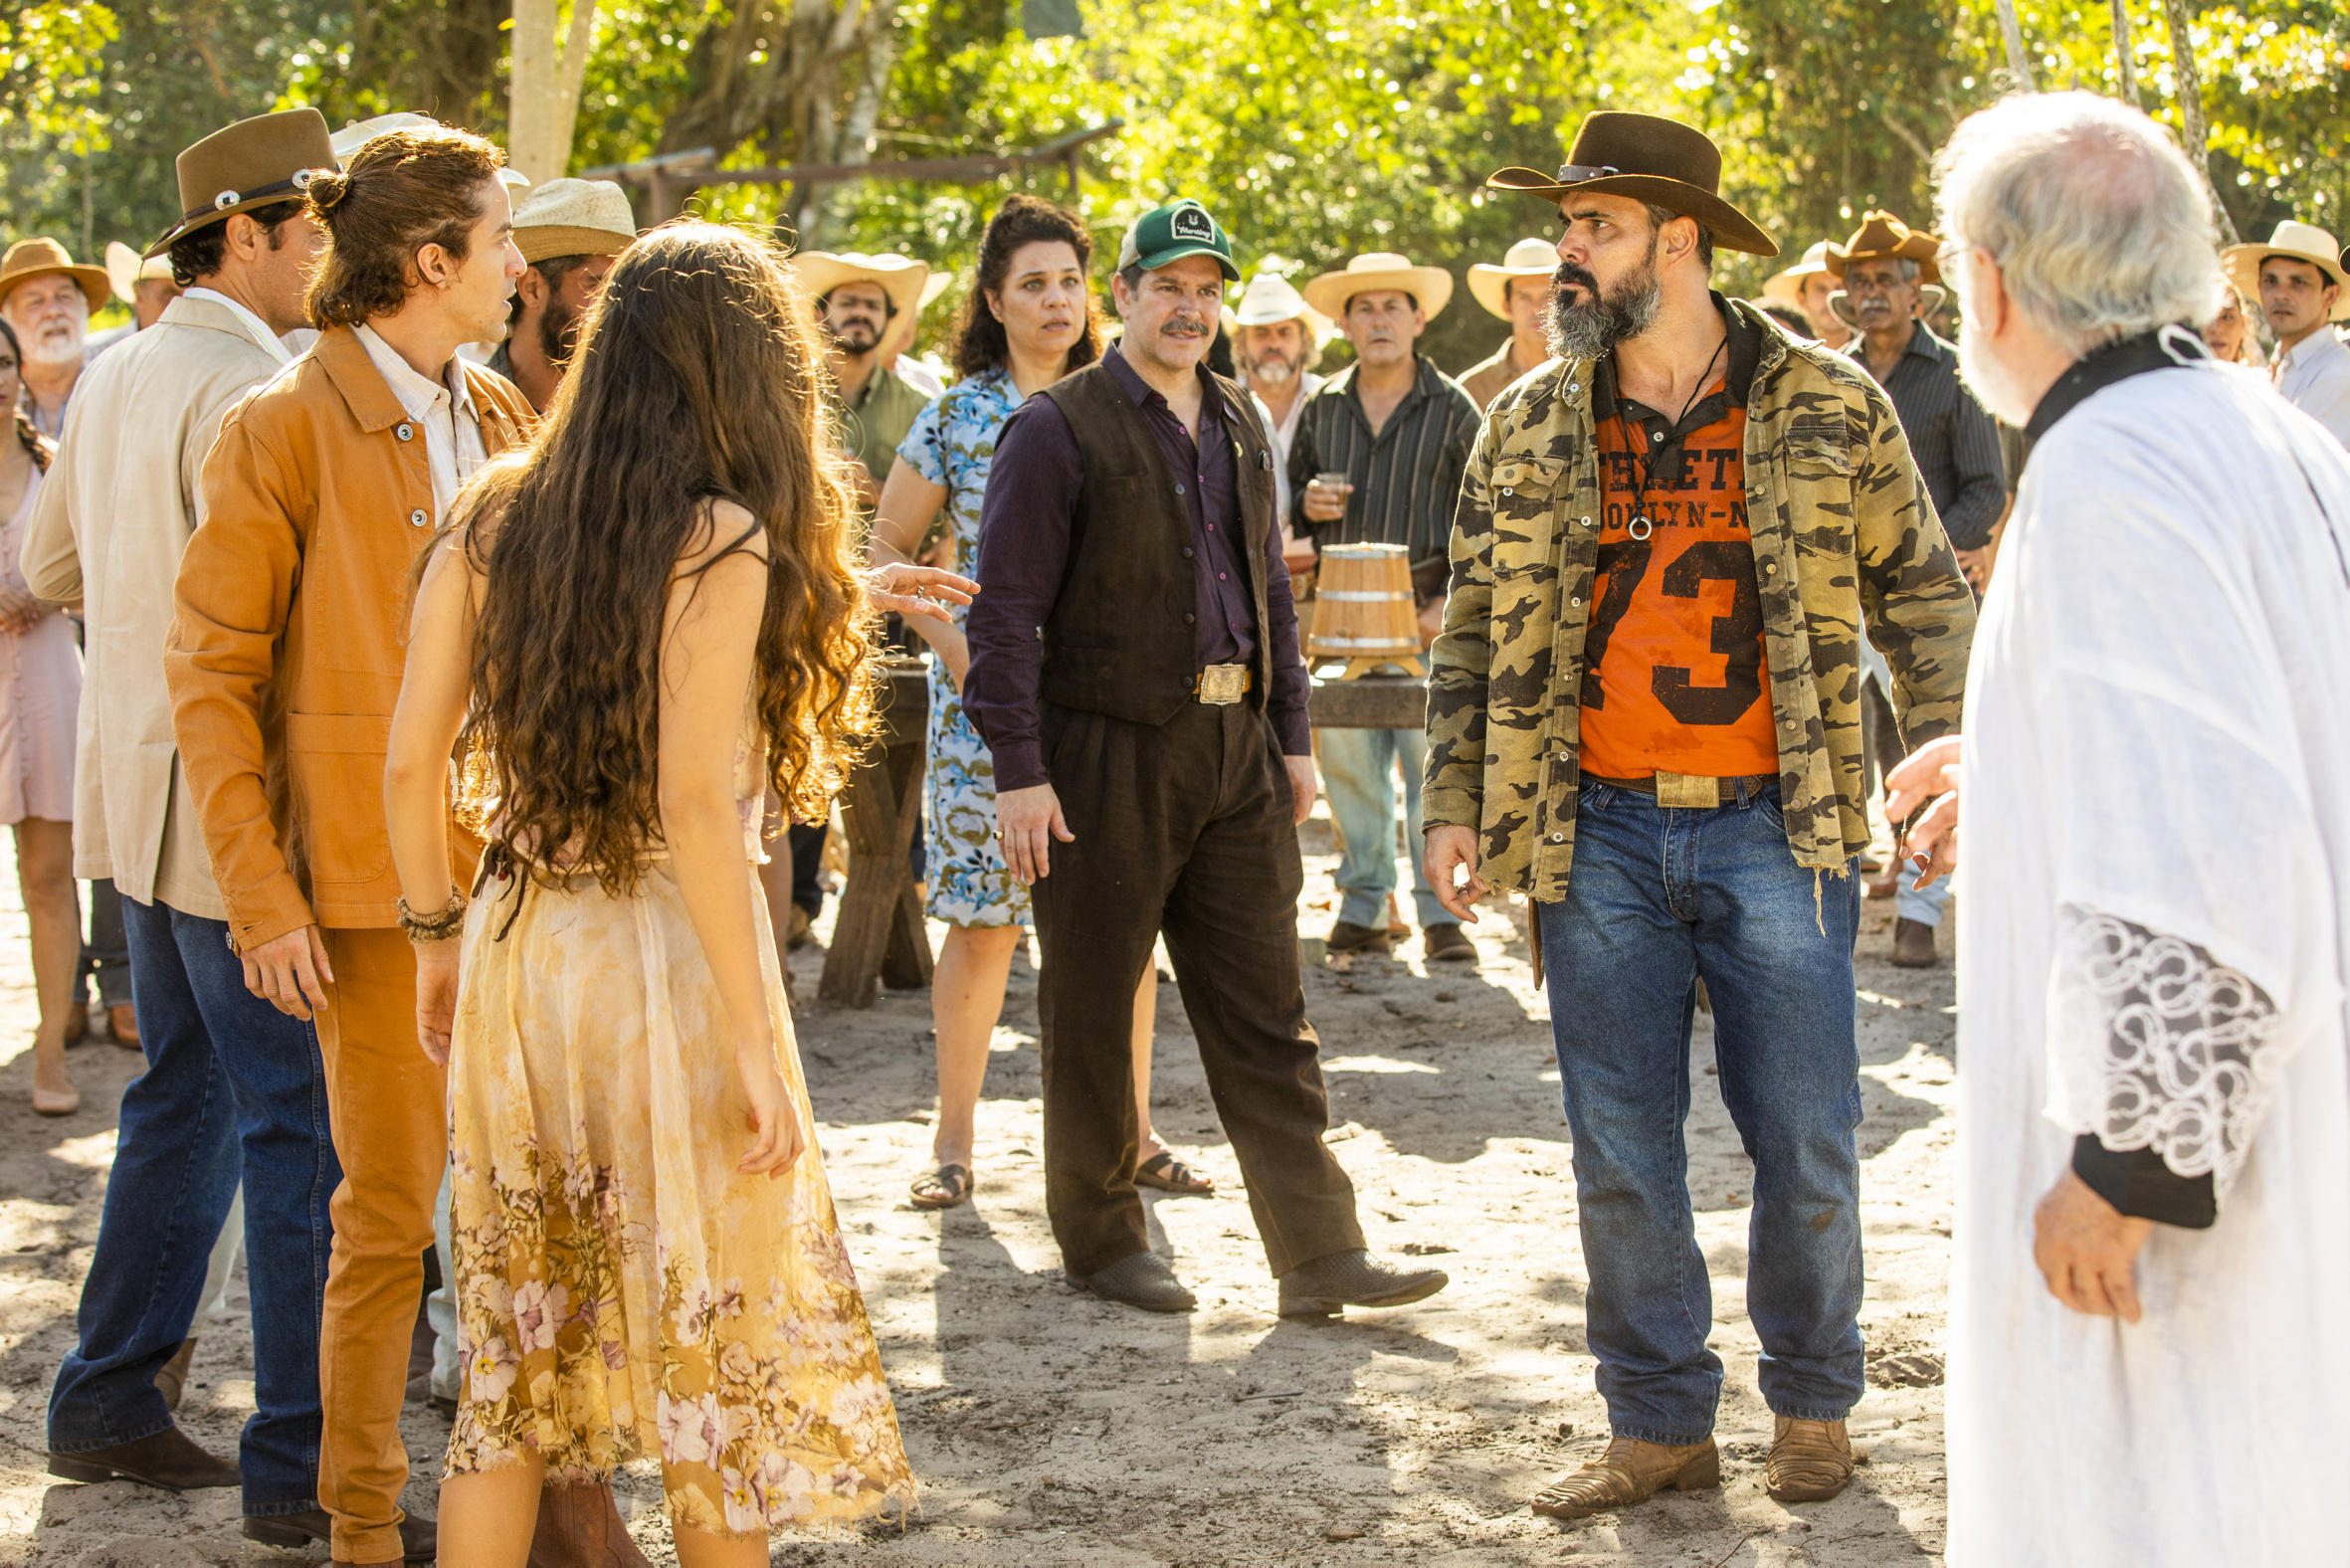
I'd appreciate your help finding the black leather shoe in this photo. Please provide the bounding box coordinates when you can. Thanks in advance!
[1076,1250,1197,1313]
[48,1426,238,1490]
[1277,1248,1450,1318]
[245,1505,437,1562]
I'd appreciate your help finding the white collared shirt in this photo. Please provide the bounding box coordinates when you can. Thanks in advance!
[2270,324,2350,450]
[353,322,488,521]
[180,287,291,365]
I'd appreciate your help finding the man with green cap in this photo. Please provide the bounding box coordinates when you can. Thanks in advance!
[962,199,1450,1319]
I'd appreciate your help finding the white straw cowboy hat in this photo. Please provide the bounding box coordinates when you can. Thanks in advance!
[0,239,111,313]
[2222,220,2350,322]
[1468,237,1558,319]
[105,241,175,303]
[1221,271,1333,342]
[510,178,638,264]
[1761,239,1834,309]
[1302,253,1455,322]
[329,112,532,187]
[791,252,934,356]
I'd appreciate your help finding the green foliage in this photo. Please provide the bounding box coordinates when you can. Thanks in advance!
[4,0,2345,369]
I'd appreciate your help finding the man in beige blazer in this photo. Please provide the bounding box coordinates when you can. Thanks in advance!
[25,108,349,1543]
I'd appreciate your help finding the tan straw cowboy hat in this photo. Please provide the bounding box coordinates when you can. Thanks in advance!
[1761,239,1834,309]
[2221,220,2350,322]
[1468,237,1560,318]
[144,107,338,258]
[1221,271,1334,342]
[1302,253,1455,321]
[1823,210,1949,327]
[1826,210,1944,285]
[104,241,175,302]
[510,178,638,264]
[0,239,111,313]
[1488,111,1777,257]
[791,252,935,356]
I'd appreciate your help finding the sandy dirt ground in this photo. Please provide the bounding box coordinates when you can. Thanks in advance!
[0,803,1956,1566]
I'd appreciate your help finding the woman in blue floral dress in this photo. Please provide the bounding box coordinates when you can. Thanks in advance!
[867,197,1213,1210]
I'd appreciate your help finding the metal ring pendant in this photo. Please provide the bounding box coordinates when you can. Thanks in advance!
[1628,514,1654,540]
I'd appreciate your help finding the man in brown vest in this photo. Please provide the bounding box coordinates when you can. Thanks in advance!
[960,198,1450,1318]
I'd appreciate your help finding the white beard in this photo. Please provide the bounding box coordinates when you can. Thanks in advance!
[21,323,84,372]
[1957,324,2040,428]
[1248,358,1300,388]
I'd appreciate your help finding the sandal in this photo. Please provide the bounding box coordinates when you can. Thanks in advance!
[1135,1151,1215,1194]
[909,1163,973,1210]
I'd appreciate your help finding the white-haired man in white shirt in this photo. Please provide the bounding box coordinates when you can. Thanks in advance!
[1895,90,2350,1567]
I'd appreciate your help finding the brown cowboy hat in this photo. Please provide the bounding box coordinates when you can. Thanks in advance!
[144,107,337,259]
[1487,111,1777,258]
[1826,210,1944,286]
[0,239,110,313]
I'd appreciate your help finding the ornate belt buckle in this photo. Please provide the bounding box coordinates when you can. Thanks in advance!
[1197,664,1247,705]
[1653,771,1720,809]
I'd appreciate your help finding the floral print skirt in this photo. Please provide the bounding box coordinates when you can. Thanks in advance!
[923,663,1030,928]
[443,859,915,1537]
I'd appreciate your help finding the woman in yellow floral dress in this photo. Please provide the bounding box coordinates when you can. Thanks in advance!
[384,224,965,1564]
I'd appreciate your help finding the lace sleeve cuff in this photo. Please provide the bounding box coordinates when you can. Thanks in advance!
[2052,910,2283,1197]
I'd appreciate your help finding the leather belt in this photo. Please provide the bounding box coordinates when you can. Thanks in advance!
[1582,770,1776,808]
[1194,664,1254,704]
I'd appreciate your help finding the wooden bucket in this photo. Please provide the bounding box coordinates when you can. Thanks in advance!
[1306,542,1422,677]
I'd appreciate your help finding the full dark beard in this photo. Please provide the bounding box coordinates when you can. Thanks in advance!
[538,298,582,366]
[1544,242,1663,362]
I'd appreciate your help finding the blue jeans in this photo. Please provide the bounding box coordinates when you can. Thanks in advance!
[1539,781,1864,1445]
[1317,726,1450,930]
[49,896,338,1515]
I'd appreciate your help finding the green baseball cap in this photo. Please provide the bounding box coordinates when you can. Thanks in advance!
[1116,199,1241,281]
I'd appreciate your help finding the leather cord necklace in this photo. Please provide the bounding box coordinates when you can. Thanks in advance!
[1617,332,1728,540]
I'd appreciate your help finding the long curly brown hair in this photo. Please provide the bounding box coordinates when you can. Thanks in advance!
[452,222,876,893]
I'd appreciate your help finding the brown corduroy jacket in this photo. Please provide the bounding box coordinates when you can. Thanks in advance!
[166,323,534,951]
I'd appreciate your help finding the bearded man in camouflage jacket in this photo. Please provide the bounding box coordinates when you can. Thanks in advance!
[1422,112,1975,1520]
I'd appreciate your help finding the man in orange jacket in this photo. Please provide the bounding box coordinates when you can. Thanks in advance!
[166,125,530,1567]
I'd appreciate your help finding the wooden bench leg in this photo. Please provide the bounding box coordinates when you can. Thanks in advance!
[818,736,932,1007]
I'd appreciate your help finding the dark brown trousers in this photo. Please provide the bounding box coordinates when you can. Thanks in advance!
[1032,698,1365,1278]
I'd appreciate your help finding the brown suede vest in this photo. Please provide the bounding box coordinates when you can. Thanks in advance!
[1035,362,1279,725]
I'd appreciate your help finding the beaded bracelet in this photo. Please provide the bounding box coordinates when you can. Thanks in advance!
[396,891,469,942]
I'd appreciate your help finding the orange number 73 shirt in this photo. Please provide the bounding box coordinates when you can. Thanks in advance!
[1577,379,1781,780]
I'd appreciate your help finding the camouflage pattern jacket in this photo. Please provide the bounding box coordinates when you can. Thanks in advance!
[1423,296,1977,900]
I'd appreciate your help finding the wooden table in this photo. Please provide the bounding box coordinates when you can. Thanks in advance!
[1308,671,1428,730]
[818,659,933,1007]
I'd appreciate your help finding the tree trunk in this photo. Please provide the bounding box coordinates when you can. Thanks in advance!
[507,0,599,184]
[655,0,902,224]
[2111,0,2138,106]
[2160,0,2240,247]
[1995,0,2034,89]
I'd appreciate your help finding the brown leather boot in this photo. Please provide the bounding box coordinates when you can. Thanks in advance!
[1766,1416,1857,1502]
[1530,1435,1719,1519]
[1890,917,1938,968]
[156,1337,197,1412]
[528,1481,654,1568]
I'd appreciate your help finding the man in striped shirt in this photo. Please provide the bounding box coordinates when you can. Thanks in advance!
[1289,253,1482,962]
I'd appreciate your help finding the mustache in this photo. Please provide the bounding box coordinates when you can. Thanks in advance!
[1555,263,1598,296]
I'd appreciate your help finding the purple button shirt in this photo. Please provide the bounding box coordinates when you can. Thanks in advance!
[963,347,1311,791]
